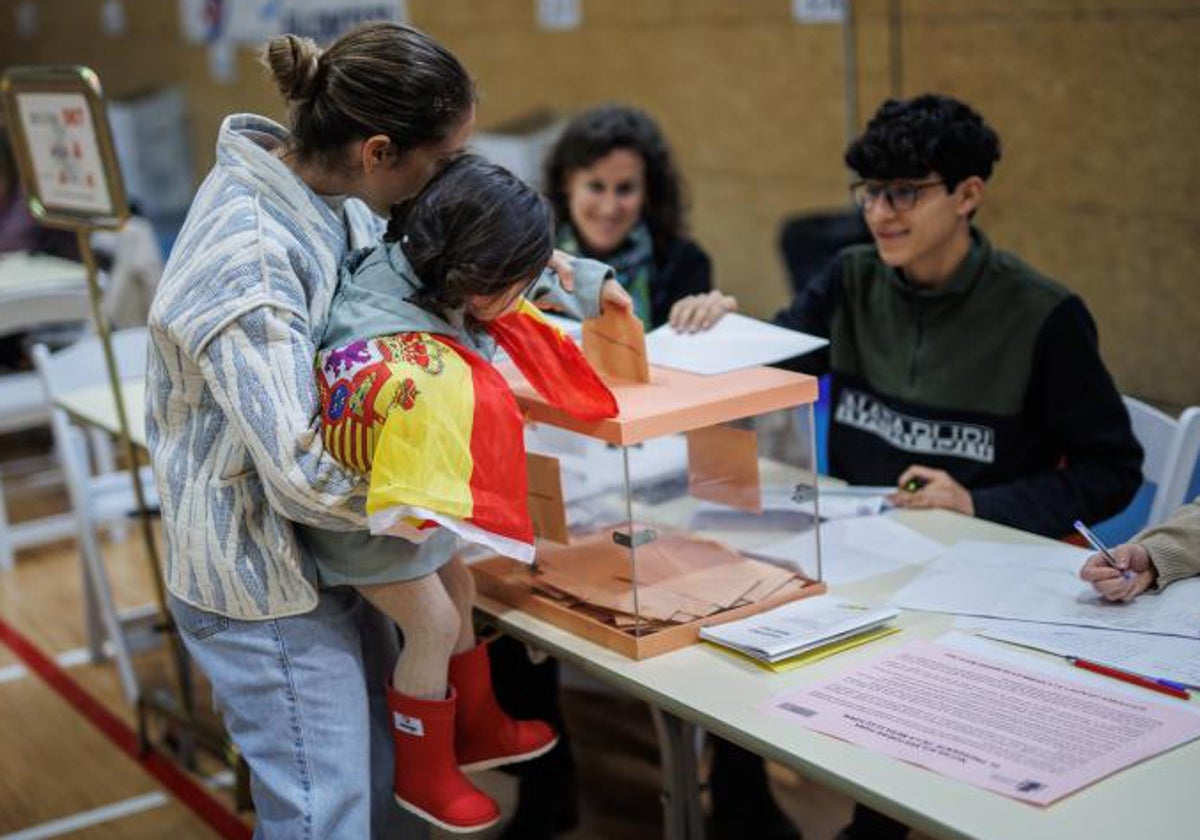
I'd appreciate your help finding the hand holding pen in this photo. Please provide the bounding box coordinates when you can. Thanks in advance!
[888,465,975,516]
[1075,520,1158,602]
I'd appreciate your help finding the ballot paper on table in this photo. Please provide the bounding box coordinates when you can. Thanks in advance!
[644,313,827,375]
[765,636,1200,806]
[751,515,945,585]
[890,540,1200,638]
[699,595,898,663]
[813,485,896,519]
[960,616,1200,689]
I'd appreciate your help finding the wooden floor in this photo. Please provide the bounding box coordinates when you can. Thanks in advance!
[0,428,883,840]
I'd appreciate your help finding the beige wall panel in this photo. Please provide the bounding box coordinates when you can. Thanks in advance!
[671,0,793,23]
[688,174,820,319]
[907,0,1198,17]
[900,17,1200,216]
[893,1,1200,406]
[852,3,903,125]
[646,24,846,180]
[0,0,180,98]
[412,0,676,28]
[983,201,1200,406]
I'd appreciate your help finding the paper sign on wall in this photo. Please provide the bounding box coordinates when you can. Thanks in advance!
[538,0,581,31]
[792,0,846,24]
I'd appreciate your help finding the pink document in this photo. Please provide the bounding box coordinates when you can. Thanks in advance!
[766,640,1200,805]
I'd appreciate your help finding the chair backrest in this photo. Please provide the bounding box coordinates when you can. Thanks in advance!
[778,211,873,296]
[1124,396,1177,490]
[1153,405,1200,523]
[31,327,149,401]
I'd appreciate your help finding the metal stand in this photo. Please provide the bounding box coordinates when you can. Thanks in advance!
[75,229,251,809]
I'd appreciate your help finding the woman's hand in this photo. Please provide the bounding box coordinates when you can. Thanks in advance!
[548,250,576,292]
[888,465,975,516]
[600,279,633,315]
[1079,544,1157,602]
[667,291,737,333]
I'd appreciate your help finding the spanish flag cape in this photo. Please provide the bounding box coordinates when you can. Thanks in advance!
[316,300,617,564]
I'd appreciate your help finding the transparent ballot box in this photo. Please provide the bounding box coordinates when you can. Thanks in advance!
[470,362,825,659]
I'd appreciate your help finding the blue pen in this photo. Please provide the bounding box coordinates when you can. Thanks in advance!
[1073,519,1133,581]
[1156,677,1191,693]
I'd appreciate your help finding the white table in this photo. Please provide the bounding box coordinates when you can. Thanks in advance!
[0,252,91,570]
[54,378,146,449]
[0,251,87,296]
[56,377,1193,839]
[478,509,1195,840]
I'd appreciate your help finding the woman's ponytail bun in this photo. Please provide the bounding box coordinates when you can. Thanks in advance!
[263,34,324,103]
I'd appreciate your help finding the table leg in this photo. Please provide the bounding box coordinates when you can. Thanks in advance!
[651,707,707,840]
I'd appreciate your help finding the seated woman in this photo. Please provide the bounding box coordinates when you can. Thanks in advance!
[489,104,795,840]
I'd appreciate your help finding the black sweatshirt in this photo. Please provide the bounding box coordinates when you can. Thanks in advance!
[774,229,1142,538]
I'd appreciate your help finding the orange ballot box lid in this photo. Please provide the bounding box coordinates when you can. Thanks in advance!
[499,362,819,447]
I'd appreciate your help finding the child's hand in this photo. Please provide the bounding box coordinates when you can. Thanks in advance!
[600,279,633,314]
[549,250,576,292]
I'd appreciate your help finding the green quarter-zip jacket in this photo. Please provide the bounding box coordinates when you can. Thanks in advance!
[775,228,1142,537]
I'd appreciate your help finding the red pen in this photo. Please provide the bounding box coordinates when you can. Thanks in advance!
[1070,658,1191,699]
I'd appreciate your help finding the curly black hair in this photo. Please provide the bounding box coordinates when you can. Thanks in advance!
[845,94,1002,191]
[386,153,554,316]
[543,104,686,257]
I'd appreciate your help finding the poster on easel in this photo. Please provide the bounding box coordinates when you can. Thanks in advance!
[0,66,128,230]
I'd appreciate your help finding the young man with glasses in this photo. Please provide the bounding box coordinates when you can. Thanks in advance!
[772,93,1140,535]
[772,93,1143,839]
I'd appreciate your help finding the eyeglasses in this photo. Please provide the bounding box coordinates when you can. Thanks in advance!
[850,179,945,212]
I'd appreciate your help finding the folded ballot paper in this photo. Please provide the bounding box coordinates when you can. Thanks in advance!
[700,596,899,665]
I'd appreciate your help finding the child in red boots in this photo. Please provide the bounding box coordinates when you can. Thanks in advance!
[298,154,627,832]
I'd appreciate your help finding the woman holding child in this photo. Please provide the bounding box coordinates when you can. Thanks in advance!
[147,22,597,838]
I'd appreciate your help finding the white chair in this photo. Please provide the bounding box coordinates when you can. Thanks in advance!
[0,285,93,570]
[31,328,159,703]
[1123,397,1200,530]
[1154,406,1200,523]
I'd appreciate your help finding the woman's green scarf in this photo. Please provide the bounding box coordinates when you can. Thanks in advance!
[558,221,656,330]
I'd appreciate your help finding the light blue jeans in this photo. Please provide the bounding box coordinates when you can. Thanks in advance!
[169,590,429,840]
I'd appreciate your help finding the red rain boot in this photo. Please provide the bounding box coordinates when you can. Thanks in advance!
[449,641,559,773]
[388,685,501,833]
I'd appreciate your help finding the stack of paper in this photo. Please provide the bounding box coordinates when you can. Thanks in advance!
[700,596,898,663]
[960,617,1200,689]
[890,540,1200,638]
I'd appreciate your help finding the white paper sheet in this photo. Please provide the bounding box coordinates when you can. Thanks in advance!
[890,540,1200,638]
[753,515,944,585]
[959,617,1200,689]
[644,313,827,375]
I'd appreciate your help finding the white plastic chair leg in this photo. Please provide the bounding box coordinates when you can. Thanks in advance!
[0,471,13,572]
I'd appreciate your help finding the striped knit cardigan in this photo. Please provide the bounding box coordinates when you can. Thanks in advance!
[146,114,383,619]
